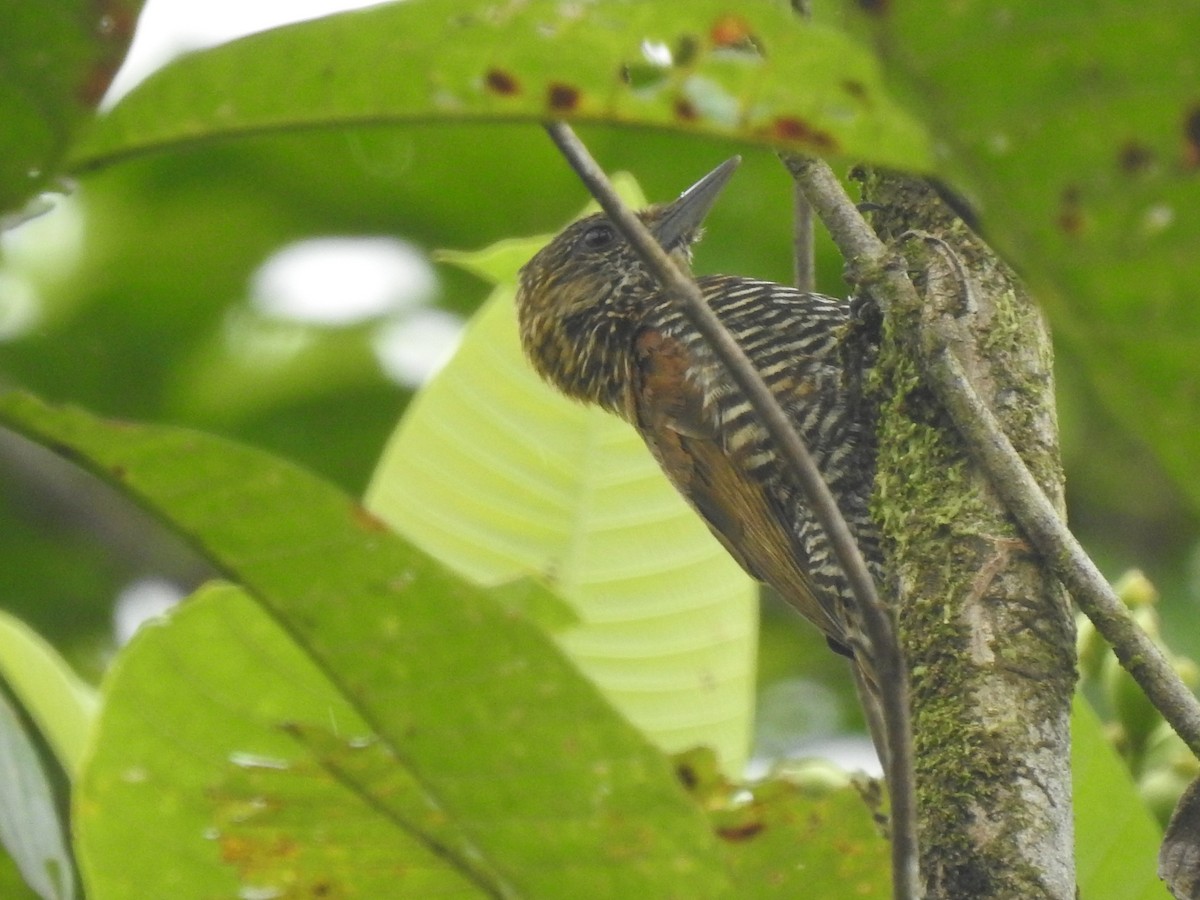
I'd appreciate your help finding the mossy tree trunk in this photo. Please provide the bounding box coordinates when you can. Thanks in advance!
[860,172,1077,898]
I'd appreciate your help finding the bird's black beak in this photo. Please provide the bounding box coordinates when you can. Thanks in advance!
[653,156,741,249]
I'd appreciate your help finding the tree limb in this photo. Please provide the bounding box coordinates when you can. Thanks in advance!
[782,155,1200,758]
[784,154,1200,899]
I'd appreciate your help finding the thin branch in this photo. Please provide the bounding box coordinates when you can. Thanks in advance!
[792,184,816,293]
[782,154,1200,759]
[785,1,815,295]
[543,121,919,900]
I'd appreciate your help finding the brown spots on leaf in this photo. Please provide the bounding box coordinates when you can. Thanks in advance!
[79,0,138,106]
[1183,106,1200,170]
[673,97,699,121]
[716,820,766,841]
[219,834,253,864]
[484,68,520,96]
[1117,141,1155,175]
[842,79,869,102]
[547,82,580,112]
[351,504,389,533]
[389,571,416,593]
[770,117,838,152]
[93,1,137,42]
[711,15,751,46]
[219,833,299,865]
[709,14,764,56]
[1056,185,1085,236]
[674,34,700,67]
[676,761,699,790]
[77,61,122,106]
[110,464,127,480]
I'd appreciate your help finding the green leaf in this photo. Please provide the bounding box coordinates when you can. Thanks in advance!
[1073,696,1170,900]
[0,390,730,898]
[78,581,486,899]
[0,610,98,778]
[0,0,141,215]
[675,748,889,897]
[857,0,1200,512]
[0,691,75,900]
[367,181,759,773]
[71,0,930,173]
[0,848,41,900]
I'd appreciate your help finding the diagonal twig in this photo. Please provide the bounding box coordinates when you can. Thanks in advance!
[543,121,919,900]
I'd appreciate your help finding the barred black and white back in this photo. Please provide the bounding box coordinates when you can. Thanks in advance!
[651,275,883,652]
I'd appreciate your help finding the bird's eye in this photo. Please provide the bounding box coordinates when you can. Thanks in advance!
[580,224,615,250]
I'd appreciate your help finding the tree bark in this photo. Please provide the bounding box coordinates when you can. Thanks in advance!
[860,171,1077,899]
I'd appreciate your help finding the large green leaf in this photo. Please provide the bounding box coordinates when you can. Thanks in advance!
[78,581,485,898]
[854,0,1200,512]
[0,690,75,900]
[1073,697,1169,900]
[0,610,98,778]
[70,0,930,173]
[677,748,890,897]
[0,390,729,898]
[366,178,758,773]
[0,0,141,215]
[0,850,40,900]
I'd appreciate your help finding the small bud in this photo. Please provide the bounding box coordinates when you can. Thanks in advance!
[1113,569,1158,608]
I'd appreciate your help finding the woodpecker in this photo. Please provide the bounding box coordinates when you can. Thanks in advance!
[515,159,883,709]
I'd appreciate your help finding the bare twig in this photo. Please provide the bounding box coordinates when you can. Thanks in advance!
[785,1,815,295]
[543,121,919,900]
[782,154,1200,758]
[792,184,816,293]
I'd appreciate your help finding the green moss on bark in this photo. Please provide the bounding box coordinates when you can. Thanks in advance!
[856,170,1076,899]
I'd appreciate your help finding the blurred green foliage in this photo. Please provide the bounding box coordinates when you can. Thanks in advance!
[3,1,1196,676]
[0,0,1198,894]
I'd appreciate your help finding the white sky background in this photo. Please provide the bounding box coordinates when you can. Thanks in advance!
[107,0,389,103]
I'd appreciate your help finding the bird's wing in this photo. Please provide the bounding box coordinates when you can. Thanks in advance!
[631,327,845,643]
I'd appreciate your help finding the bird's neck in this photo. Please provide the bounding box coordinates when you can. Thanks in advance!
[556,311,638,417]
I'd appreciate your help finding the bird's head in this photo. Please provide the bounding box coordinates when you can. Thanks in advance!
[516,157,739,411]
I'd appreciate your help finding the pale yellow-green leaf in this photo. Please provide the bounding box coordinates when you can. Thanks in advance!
[366,181,757,772]
[0,609,98,778]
